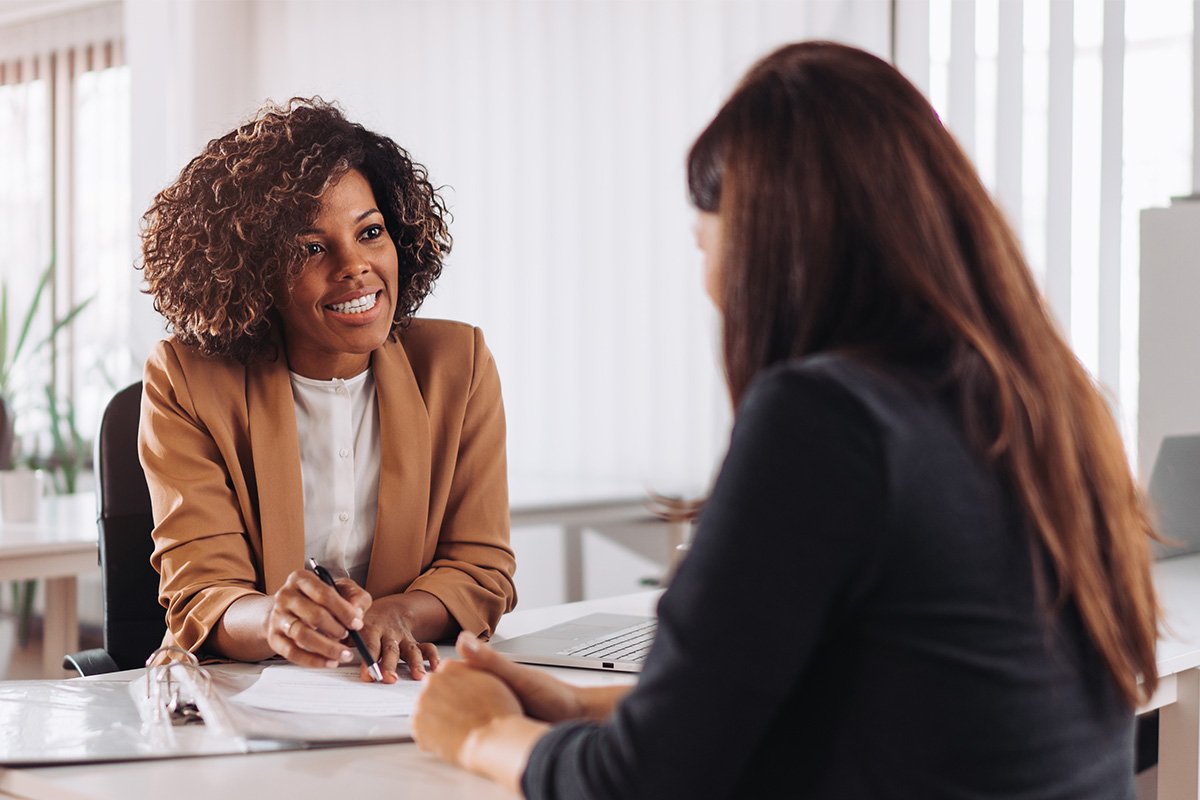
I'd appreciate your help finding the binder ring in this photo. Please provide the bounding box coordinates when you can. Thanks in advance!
[144,646,212,725]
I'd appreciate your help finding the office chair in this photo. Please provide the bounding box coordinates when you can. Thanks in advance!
[62,381,166,675]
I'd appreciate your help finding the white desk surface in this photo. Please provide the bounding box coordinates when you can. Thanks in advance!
[0,591,660,800]
[9,555,1199,800]
[0,493,97,577]
[1152,553,1200,677]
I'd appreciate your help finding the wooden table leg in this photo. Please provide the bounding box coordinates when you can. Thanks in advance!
[1160,668,1200,799]
[41,577,78,678]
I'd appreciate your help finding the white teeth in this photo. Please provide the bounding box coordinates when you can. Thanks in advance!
[327,293,378,314]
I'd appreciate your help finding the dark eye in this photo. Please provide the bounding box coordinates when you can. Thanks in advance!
[304,242,324,256]
[362,224,384,240]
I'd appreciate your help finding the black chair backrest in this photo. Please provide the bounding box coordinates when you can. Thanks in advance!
[96,381,165,669]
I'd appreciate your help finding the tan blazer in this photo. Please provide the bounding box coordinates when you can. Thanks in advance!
[139,319,516,653]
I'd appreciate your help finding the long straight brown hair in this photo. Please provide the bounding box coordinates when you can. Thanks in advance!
[688,41,1158,707]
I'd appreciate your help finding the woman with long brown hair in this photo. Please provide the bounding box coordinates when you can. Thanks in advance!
[411,42,1158,798]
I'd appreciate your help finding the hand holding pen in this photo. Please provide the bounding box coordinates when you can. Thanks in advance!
[266,561,382,681]
[308,558,384,682]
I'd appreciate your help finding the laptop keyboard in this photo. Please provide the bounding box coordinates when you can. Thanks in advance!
[557,619,658,662]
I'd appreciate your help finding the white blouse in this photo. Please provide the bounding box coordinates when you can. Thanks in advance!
[289,368,381,587]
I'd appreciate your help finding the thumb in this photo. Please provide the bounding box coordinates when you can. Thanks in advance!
[456,631,518,675]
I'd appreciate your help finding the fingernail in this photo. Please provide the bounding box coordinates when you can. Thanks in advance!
[349,618,363,630]
[340,650,353,662]
[325,660,338,669]
[458,631,479,653]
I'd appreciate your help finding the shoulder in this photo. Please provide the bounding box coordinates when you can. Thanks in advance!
[143,338,251,402]
[741,353,931,444]
[396,318,480,354]
[388,318,496,391]
[740,354,881,430]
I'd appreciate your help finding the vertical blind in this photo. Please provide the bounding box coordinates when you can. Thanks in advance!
[2,0,1191,488]
[0,0,131,467]
[895,0,1193,452]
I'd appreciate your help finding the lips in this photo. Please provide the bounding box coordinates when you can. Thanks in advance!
[325,291,380,315]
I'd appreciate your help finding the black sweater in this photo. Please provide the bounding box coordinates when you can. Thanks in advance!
[522,355,1133,799]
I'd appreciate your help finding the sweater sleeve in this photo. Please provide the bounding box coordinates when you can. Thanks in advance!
[522,364,888,799]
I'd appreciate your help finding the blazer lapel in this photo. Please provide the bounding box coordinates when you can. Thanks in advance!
[365,340,432,597]
[247,349,306,594]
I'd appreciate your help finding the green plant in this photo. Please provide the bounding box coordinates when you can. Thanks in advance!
[0,259,93,646]
[0,259,92,467]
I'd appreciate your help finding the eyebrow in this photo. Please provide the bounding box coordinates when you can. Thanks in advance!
[299,208,383,236]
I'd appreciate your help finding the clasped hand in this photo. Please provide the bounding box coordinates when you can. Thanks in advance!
[413,633,589,771]
[266,569,440,681]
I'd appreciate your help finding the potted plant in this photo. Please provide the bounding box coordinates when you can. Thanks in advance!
[0,261,92,644]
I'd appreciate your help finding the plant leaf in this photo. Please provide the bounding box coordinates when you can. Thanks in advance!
[0,282,9,396]
[31,294,94,357]
[11,263,52,368]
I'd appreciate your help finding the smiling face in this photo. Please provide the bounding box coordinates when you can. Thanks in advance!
[276,168,399,379]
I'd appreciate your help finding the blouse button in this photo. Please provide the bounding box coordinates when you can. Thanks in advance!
[338,511,350,523]
[339,448,350,458]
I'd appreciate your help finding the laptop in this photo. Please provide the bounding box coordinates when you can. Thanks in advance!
[1149,433,1200,560]
[490,613,657,672]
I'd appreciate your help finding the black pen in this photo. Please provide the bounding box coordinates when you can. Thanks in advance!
[306,557,384,682]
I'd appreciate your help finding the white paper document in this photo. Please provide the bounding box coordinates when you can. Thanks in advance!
[230,665,425,717]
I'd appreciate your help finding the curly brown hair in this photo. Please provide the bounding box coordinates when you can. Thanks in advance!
[140,97,451,360]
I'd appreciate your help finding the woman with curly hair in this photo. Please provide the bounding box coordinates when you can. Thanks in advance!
[411,43,1157,797]
[138,98,515,682]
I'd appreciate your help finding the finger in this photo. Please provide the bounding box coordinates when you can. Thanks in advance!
[334,578,372,622]
[419,641,440,674]
[399,639,428,680]
[277,597,349,641]
[457,632,557,699]
[359,661,391,684]
[275,574,353,638]
[379,638,402,682]
[268,615,347,668]
[458,632,529,680]
[291,623,356,665]
[292,572,362,630]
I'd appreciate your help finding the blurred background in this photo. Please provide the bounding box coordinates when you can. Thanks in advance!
[0,0,1192,648]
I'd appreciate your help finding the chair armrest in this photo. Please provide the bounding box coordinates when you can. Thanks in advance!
[62,648,120,677]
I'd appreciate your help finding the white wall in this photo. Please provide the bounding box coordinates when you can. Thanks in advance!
[1138,199,1200,482]
[127,0,888,489]
[124,0,891,604]
[125,0,262,357]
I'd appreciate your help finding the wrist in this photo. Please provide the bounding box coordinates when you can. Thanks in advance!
[458,714,549,794]
[377,590,453,642]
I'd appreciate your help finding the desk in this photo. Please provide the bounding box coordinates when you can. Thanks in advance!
[1143,552,1200,800]
[510,478,664,602]
[10,556,1195,799]
[0,494,97,678]
[5,482,656,679]
[0,591,658,800]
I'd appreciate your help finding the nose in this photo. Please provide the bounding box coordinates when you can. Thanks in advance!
[332,246,370,281]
